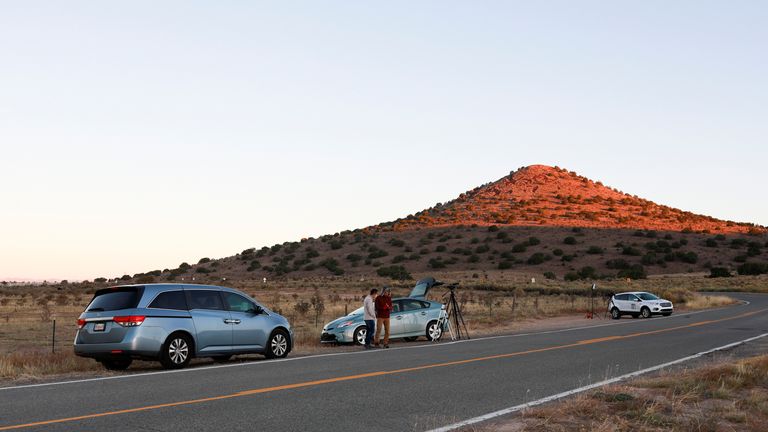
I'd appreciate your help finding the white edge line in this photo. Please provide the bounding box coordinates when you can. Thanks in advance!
[0,298,751,391]
[425,332,768,432]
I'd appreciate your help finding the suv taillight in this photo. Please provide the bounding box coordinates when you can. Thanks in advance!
[113,315,145,327]
[77,319,86,329]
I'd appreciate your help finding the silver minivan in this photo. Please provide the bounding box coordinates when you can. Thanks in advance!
[74,284,292,370]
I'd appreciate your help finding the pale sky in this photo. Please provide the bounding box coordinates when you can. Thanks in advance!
[1,1,766,281]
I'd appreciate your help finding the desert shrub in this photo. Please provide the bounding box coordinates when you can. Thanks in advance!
[578,266,598,279]
[543,271,556,280]
[435,245,447,253]
[498,261,513,270]
[737,262,768,275]
[747,246,762,256]
[198,257,211,264]
[270,244,282,255]
[438,235,451,242]
[496,232,509,240]
[294,300,310,316]
[475,245,490,254]
[94,277,107,283]
[709,267,732,278]
[319,258,344,275]
[137,275,157,282]
[419,248,430,255]
[329,240,344,250]
[467,254,480,263]
[561,254,575,262]
[641,252,659,265]
[527,253,547,265]
[247,260,261,272]
[606,259,631,270]
[705,238,718,247]
[512,243,527,253]
[552,248,563,256]
[617,264,647,279]
[428,258,446,269]
[676,251,698,264]
[488,225,499,232]
[563,236,577,245]
[306,248,320,259]
[377,265,412,280]
[389,238,405,247]
[586,246,604,254]
[527,237,541,246]
[391,255,407,264]
[564,272,579,281]
[633,230,645,237]
[241,248,255,256]
[178,262,191,270]
[730,238,748,248]
[470,237,480,244]
[346,253,362,262]
[367,248,388,259]
[734,254,748,263]
[621,246,642,256]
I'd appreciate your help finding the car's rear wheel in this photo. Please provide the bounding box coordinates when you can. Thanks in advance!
[265,330,289,359]
[426,321,442,341]
[160,333,193,369]
[640,307,651,319]
[403,337,418,342]
[353,326,367,346]
[100,357,132,371]
[610,307,621,320]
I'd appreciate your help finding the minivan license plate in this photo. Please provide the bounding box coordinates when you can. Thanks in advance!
[93,322,106,332]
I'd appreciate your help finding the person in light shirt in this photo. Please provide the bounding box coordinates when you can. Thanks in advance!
[362,288,378,349]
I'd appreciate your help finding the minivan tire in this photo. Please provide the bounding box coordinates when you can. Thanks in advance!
[353,326,367,346]
[160,333,193,369]
[101,357,132,371]
[426,320,442,341]
[640,307,651,319]
[265,329,290,359]
[610,308,621,320]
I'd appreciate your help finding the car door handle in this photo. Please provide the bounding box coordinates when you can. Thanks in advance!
[223,319,241,324]
[395,316,403,320]
[420,312,427,316]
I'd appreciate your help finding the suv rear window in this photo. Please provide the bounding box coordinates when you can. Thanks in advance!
[149,291,188,310]
[87,287,144,312]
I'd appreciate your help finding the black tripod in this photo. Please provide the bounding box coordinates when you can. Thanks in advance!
[441,283,470,340]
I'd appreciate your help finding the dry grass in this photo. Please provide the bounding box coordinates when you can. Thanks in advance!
[482,355,768,431]
[0,273,750,381]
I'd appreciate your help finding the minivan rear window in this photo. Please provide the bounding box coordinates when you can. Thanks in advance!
[87,287,144,312]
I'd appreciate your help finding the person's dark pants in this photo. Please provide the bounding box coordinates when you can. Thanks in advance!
[364,319,375,346]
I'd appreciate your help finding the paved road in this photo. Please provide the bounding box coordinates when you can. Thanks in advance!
[1,292,767,431]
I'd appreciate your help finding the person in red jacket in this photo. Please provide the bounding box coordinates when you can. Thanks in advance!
[374,287,393,348]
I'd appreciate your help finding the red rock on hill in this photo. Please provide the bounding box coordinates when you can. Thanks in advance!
[383,165,762,235]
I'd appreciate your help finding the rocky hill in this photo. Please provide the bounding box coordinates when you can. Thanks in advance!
[119,165,767,284]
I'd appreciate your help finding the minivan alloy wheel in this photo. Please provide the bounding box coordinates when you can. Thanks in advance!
[168,337,189,364]
[427,321,442,341]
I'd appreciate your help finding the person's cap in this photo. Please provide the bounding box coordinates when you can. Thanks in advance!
[383,286,391,292]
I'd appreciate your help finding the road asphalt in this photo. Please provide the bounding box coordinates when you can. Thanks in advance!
[0,292,766,431]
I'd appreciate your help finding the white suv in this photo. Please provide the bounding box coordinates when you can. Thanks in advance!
[608,291,673,319]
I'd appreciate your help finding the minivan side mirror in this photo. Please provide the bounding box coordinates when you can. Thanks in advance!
[249,305,264,315]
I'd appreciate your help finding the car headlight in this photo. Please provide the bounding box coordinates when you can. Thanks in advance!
[337,320,356,328]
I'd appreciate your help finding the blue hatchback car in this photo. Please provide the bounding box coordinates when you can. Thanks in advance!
[74,284,292,370]
[321,277,447,345]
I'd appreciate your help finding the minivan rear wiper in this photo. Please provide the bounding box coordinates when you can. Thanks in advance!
[87,307,105,312]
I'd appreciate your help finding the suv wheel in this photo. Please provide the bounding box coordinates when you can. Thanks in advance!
[265,330,289,359]
[353,326,367,346]
[101,357,132,371]
[610,307,621,320]
[426,320,442,341]
[160,333,193,369]
[640,307,651,319]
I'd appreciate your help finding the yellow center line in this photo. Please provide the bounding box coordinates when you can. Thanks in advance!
[1,308,765,431]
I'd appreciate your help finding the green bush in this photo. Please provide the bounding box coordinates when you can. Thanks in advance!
[737,262,768,275]
[428,258,446,269]
[617,265,647,279]
[641,252,659,266]
[606,259,630,270]
[475,244,490,254]
[468,254,480,263]
[389,239,405,247]
[564,272,579,281]
[709,267,732,278]
[198,257,211,264]
[319,258,344,275]
[488,225,499,232]
[498,260,513,270]
[563,237,577,245]
[705,238,718,247]
[543,271,556,280]
[512,243,527,253]
[435,245,447,253]
[586,246,604,254]
[376,265,412,280]
[621,247,642,256]
[527,253,547,265]
[578,266,598,279]
[552,248,564,256]
[247,260,261,272]
[528,237,541,246]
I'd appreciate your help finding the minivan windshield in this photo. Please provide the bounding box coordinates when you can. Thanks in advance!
[637,292,659,301]
[87,287,144,312]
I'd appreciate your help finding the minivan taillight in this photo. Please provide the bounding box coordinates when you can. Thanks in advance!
[77,319,86,329]
[113,315,145,327]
